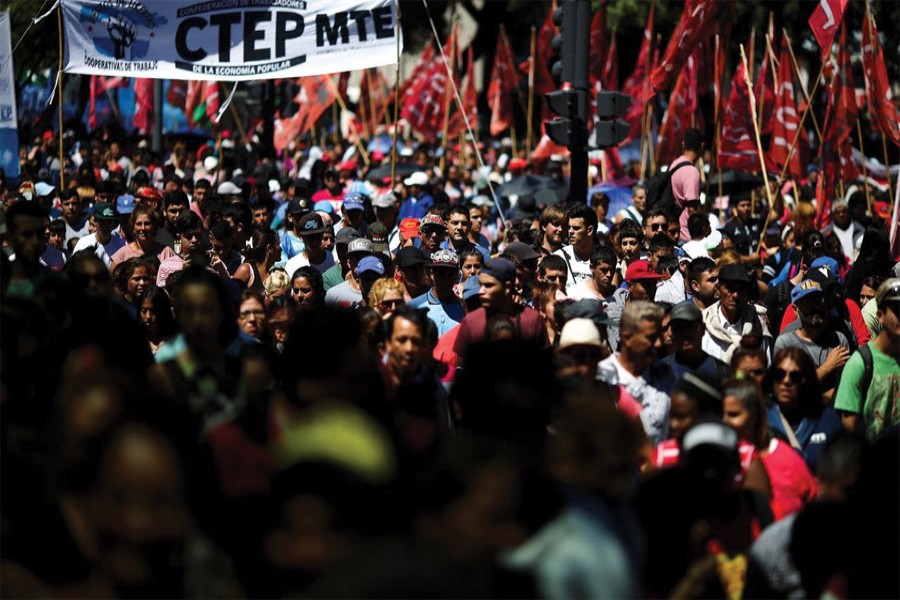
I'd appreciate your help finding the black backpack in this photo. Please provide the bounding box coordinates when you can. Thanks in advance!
[644,161,692,220]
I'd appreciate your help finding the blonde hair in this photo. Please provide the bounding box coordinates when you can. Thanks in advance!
[263,269,291,298]
[717,249,743,268]
[368,278,404,312]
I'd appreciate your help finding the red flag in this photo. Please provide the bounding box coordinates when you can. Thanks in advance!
[359,68,391,134]
[295,75,338,135]
[650,0,721,93]
[519,3,558,122]
[861,13,900,146]
[621,5,655,142]
[767,41,807,180]
[602,32,619,90]
[398,44,436,106]
[489,26,520,136]
[89,75,98,129]
[656,52,700,165]
[589,2,608,85]
[203,82,220,122]
[809,0,848,63]
[185,80,203,126]
[167,80,187,109]
[532,133,569,162]
[719,61,773,173]
[133,79,154,132]
[449,47,478,137]
[400,58,449,141]
[824,25,859,182]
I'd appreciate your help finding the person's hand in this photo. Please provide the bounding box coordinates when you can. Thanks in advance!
[208,252,228,276]
[822,346,850,374]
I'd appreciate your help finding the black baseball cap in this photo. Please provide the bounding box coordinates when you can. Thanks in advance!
[396,247,429,268]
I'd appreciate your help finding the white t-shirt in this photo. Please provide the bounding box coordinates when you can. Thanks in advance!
[597,354,671,445]
[285,250,335,277]
[553,245,592,294]
[73,232,126,268]
[567,280,604,301]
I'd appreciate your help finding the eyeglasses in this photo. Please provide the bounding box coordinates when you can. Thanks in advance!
[239,309,266,319]
[650,223,665,231]
[773,368,803,384]
[420,228,443,237]
[380,299,403,310]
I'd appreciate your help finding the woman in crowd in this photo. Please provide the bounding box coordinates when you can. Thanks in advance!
[140,286,177,354]
[764,347,842,472]
[234,229,281,293]
[112,257,157,307]
[237,289,268,340]
[263,267,291,304]
[290,266,325,310]
[368,277,405,319]
[109,206,174,267]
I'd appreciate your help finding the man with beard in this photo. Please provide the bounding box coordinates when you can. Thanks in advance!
[774,279,850,400]
[441,205,490,263]
[687,257,719,310]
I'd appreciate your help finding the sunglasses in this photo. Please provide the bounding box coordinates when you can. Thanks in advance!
[380,299,403,310]
[649,223,665,231]
[773,368,803,384]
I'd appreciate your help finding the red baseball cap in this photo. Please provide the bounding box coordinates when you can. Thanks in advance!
[625,260,666,284]
[873,200,891,220]
[399,218,420,241]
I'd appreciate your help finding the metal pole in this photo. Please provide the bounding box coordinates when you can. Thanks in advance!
[152,79,162,152]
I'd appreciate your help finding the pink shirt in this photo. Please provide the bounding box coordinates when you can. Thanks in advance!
[670,156,701,242]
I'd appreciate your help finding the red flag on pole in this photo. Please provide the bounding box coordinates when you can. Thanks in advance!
[398,44,436,106]
[602,31,619,90]
[133,79,154,132]
[656,52,700,165]
[449,47,478,138]
[167,80,187,109]
[621,5,655,142]
[809,0,848,63]
[488,26,520,136]
[400,58,449,142]
[861,13,900,146]
[650,0,721,93]
[754,34,776,136]
[767,42,807,180]
[719,61,774,173]
[519,3,558,122]
[203,82,220,123]
[185,80,203,126]
[589,2,608,85]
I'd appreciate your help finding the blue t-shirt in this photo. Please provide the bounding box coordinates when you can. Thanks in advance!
[766,404,843,472]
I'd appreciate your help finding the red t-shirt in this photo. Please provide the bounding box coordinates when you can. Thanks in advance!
[761,438,818,520]
[453,306,548,359]
[433,324,461,384]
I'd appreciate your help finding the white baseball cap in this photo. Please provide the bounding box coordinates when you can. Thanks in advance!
[404,171,429,187]
[557,318,603,351]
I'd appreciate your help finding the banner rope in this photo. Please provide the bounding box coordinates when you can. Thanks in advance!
[214,81,238,124]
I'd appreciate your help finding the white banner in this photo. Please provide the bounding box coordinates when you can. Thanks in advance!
[0,12,20,180]
[61,0,401,81]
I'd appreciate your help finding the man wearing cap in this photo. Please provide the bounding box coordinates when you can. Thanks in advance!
[774,279,851,399]
[394,247,431,300]
[408,249,464,336]
[822,199,864,263]
[399,172,434,220]
[114,194,136,242]
[322,227,361,291]
[835,278,900,441]
[134,185,163,214]
[365,221,391,259]
[216,181,243,200]
[441,206,490,263]
[285,213,335,277]
[553,204,600,294]
[355,256,386,308]
[454,258,548,364]
[597,301,671,445]
[418,213,447,255]
[279,198,312,262]
[337,192,368,236]
[372,192,402,251]
[701,264,772,362]
[324,236,372,307]
[556,318,607,382]
[398,218,420,249]
[661,301,730,389]
[605,260,667,352]
[73,201,126,268]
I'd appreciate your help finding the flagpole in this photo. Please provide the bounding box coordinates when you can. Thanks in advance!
[392,5,401,186]
[883,136,893,200]
[526,26,536,158]
[778,66,824,184]
[358,77,372,142]
[57,6,65,189]
[740,45,775,256]
[366,69,378,139]
[325,76,371,166]
[510,125,518,160]
[440,22,458,173]
[783,31,823,140]
[857,120,872,214]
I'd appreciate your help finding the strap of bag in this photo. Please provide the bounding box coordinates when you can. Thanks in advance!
[774,404,803,453]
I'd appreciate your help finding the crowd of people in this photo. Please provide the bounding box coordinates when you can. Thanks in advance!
[1,122,898,599]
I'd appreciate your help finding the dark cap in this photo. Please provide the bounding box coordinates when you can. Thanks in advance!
[335,227,361,246]
[288,198,312,215]
[481,258,516,283]
[396,247,429,269]
[92,201,118,221]
[564,298,612,330]
[504,241,541,262]
[674,372,723,409]
[366,222,390,253]
[718,264,752,284]
[298,212,326,235]
[670,300,702,323]
[430,248,459,269]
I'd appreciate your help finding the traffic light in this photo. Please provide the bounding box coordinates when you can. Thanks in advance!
[550,0,591,89]
[595,91,631,148]
[544,89,579,147]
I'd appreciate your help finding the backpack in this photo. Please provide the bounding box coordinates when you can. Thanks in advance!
[644,161,692,220]
[855,343,875,413]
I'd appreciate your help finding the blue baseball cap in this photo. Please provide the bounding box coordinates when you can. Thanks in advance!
[342,192,366,212]
[313,200,334,214]
[481,258,516,283]
[791,279,824,304]
[116,194,136,215]
[356,255,385,277]
[809,257,841,282]
[462,275,481,300]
